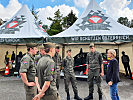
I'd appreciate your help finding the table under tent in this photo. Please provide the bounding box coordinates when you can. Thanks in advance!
[48,0,133,78]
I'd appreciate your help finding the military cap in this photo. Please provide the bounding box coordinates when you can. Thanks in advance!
[26,43,37,48]
[55,45,60,49]
[39,45,44,49]
[43,42,56,49]
[66,49,71,52]
[89,43,95,48]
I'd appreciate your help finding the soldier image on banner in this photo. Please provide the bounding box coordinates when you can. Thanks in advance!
[84,43,104,100]
[33,42,61,100]
[53,45,62,90]
[62,49,82,100]
[19,43,38,100]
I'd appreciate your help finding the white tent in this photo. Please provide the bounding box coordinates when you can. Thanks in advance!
[0,5,49,44]
[49,0,133,43]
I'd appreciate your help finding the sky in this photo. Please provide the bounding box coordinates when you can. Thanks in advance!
[0,0,133,26]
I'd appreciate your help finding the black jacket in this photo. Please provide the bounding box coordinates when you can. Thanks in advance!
[106,58,120,84]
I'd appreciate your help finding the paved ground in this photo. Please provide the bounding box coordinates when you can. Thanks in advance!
[0,74,133,100]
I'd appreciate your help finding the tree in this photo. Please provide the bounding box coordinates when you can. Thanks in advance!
[62,10,77,29]
[117,17,130,27]
[31,5,39,21]
[47,10,78,35]
[31,5,42,25]
[0,18,3,26]
[42,25,48,31]
[47,9,63,35]
[130,20,133,28]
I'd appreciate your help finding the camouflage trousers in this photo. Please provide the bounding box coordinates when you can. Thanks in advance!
[24,84,36,100]
[64,72,78,94]
[87,68,102,95]
[56,69,60,90]
[41,92,61,100]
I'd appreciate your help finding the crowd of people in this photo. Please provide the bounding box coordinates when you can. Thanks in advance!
[4,42,132,100]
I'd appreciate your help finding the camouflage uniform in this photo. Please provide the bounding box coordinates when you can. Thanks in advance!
[86,51,103,95]
[35,54,43,66]
[62,56,78,94]
[53,52,62,89]
[19,53,36,100]
[36,54,60,100]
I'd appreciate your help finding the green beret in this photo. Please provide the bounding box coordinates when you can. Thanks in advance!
[43,42,56,49]
[26,43,37,48]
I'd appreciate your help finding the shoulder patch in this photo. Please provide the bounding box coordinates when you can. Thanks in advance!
[23,61,28,64]
[51,68,54,73]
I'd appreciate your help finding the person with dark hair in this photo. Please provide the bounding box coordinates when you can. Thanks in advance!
[62,49,82,100]
[33,42,61,100]
[106,49,120,100]
[35,45,46,66]
[15,51,23,78]
[4,51,10,66]
[19,43,38,100]
[53,45,62,90]
[121,51,132,78]
[11,51,15,61]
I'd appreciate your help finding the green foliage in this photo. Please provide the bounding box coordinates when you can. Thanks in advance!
[31,5,39,21]
[130,20,133,28]
[62,10,77,29]
[47,9,63,36]
[47,9,77,36]
[42,25,48,31]
[117,17,130,27]
[0,18,3,26]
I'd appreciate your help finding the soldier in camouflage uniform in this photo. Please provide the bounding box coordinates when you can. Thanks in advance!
[19,43,38,100]
[53,46,62,90]
[35,45,46,66]
[33,43,60,100]
[84,43,104,100]
[62,49,82,100]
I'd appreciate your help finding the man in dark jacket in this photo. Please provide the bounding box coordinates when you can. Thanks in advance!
[15,51,23,77]
[121,51,132,78]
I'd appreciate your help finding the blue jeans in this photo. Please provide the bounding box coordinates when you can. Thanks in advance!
[110,83,119,100]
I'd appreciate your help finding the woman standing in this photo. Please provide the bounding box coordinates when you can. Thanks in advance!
[106,49,120,100]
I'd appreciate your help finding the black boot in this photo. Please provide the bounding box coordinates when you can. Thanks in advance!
[84,94,93,100]
[99,95,102,100]
[74,93,82,100]
[67,92,70,100]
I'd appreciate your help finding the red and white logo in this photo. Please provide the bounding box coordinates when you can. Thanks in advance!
[89,16,103,23]
[6,21,19,28]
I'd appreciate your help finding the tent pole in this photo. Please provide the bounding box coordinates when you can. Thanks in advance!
[16,44,18,56]
[62,44,65,59]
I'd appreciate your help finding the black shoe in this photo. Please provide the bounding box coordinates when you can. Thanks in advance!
[67,92,70,100]
[84,94,93,100]
[74,94,82,100]
[99,95,102,100]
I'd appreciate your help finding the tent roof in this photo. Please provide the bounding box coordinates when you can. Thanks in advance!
[0,5,49,44]
[52,0,133,38]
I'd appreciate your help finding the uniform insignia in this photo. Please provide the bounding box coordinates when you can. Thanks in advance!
[35,61,37,64]
[23,61,28,64]
[51,68,54,73]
